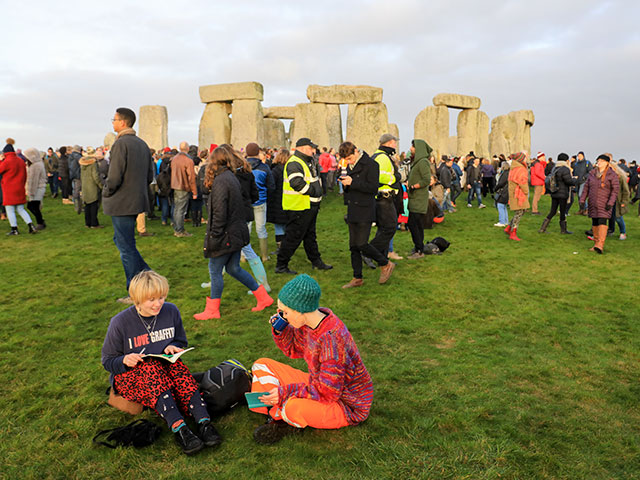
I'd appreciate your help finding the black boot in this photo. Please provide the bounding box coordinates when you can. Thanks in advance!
[6,226,18,236]
[174,425,204,455]
[538,217,551,233]
[312,260,333,270]
[28,223,38,234]
[197,420,222,447]
[560,221,573,234]
[253,417,301,445]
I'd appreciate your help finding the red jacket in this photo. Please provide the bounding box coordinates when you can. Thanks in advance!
[0,152,27,205]
[319,153,333,173]
[530,160,547,186]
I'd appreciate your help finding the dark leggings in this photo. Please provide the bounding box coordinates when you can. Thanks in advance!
[408,212,425,252]
[592,217,607,226]
[27,200,44,224]
[546,197,568,222]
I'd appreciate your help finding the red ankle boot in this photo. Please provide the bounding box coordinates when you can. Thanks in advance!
[193,297,221,320]
[251,285,274,312]
[509,227,521,241]
[504,224,511,235]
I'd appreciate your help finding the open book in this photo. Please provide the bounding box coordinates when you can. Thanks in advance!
[142,347,194,364]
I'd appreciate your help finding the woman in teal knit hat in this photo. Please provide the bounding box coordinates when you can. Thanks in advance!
[249,274,374,444]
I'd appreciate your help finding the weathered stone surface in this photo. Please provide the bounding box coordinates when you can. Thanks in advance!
[231,99,265,148]
[198,102,231,150]
[456,110,489,158]
[103,132,116,148]
[433,93,481,110]
[346,102,390,154]
[263,106,295,119]
[414,105,449,161]
[138,105,168,152]
[199,81,264,103]
[263,118,288,149]
[389,123,400,144]
[307,84,383,104]
[447,136,457,156]
[489,109,534,157]
[290,103,342,150]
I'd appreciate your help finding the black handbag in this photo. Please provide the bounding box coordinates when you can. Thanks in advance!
[93,419,162,449]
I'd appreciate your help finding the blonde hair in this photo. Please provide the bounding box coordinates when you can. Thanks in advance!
[128,270,169,305]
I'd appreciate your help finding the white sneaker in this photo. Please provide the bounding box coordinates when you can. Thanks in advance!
[620,233,627,240]
[494,223,505,227]
[467,204,473,208]
[479,204,486,209]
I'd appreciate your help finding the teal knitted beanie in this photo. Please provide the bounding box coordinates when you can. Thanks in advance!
[278,274,321,313]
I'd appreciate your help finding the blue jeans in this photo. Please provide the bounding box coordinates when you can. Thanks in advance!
[159,196,171,223]
[208,250,259,298]
[111,215,150,290]
[497,203,509,225]
[250,203,268,239]
[172,190,190,233]
[467,182,483,206]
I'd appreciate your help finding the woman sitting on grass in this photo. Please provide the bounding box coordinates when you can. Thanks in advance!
[101,270,221,455]
[250,274,373,444]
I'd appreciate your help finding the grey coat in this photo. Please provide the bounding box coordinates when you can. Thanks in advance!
[102,131,154,216]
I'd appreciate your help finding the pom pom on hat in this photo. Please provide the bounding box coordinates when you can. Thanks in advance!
[209,143,218,153]
[3,138,15,153]
[278,274,321,313]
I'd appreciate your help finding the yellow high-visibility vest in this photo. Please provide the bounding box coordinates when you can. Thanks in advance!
[373,149,398,193]
[282,155,316,211]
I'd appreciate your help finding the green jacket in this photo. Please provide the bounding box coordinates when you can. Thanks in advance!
[80,157,104,204]
[407,139,432,214]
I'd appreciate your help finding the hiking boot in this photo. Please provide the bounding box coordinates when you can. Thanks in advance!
[198,420,222,448]
[275,265,297,275]
[342,278,364,289]
[253,418,301,445]
[312,261,333,270]
[407,251,424,259]
[173,231,192,237]
[378,261,396,284]
[175,425,204,455]
[388,251,403,260]
[362,255,377,269]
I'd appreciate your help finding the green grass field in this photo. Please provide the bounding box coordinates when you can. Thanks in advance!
[1,193,638,480]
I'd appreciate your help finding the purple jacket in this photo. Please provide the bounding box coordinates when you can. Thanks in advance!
[579,166,619,219]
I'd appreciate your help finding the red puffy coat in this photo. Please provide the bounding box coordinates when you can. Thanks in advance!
[530,159,547,186]
[0,152,27,205]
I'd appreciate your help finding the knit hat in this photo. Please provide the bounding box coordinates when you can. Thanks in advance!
[537,151,545,159]
[557,153,569,162]
[596,154,611,162]
[3,138,15,153]
[278,274,321,313]
[245,142,260,157]
[512,152,526,163]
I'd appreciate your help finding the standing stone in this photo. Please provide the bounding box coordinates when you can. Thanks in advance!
[263,106,295,119]
[103,132,116,149]
[346,103,389,154]
[199,81,263,103]
[263,118,288,149]
[489,110,534,157]
[306,85,383,104]
[231,99,265,148]
[389,123,400,144]
[433,93,481,110]
[457,110,489,158]
[414,105,449,161]
[198,102,231,150]
[447,136,457,156]
[138,105,168,152]
[290,103,342,150]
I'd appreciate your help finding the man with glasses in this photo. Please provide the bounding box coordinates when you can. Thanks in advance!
[103,107,155,303]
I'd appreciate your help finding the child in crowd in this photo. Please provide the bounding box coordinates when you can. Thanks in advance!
[494,161,510,227]
[101,270,221,455]
[250,274,373,444]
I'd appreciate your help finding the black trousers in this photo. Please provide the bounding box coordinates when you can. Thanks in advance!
[451,183,462,204]
[277,204,321,267]
[370,197,397,258]
[84,200,100,227]
[348,222,388,278]
[407,212,425,252]
[481,177,495,196]
[27,200,44,225]
[546,197,568,222]
[60,177,72,198]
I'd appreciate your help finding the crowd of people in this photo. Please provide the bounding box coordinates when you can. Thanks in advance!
[2,107,637,454]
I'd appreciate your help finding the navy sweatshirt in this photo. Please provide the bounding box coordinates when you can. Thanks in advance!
[101,302,188,381]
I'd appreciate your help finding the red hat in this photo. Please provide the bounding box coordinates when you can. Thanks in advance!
[537,151,545,159]
[163,147,171,153]
[209,143,218,153]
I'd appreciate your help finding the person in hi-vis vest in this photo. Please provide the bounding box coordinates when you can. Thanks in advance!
[275,138,333,275]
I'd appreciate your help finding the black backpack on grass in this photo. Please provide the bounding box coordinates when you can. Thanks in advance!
[192,359,251,415]
[93,419,162,449]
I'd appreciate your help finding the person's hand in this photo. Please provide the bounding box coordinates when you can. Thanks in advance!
[259,387,279,406]
[340,175,352,186]
[123,353,144,367]
[605,204,613,211]
[412,183,421,190]
[192,194,197,200]
[164,345,184,355]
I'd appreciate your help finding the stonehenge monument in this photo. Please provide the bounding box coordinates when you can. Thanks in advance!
[138,105,168,152]
[116,81,534,160]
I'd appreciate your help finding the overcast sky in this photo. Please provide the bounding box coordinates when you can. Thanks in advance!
[1,0,638,160]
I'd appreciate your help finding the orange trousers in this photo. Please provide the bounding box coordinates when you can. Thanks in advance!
[250,357,350,429]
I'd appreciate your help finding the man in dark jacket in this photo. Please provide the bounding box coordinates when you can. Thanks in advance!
[103,107,155,302]
[438,156,456,212]
[465,156,485,208]
[68,145,83,214]
[275,137,331,274]
[339,141,395,288]
[569,151,591,215]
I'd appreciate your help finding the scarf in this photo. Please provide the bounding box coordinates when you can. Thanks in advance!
[116,128,136,138]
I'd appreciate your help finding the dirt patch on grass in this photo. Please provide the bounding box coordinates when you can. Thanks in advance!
[435,337,457,349]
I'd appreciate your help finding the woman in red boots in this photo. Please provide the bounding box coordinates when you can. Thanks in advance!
[579,153,619,253]
[194,145,273,320]
[505,152,530,241]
